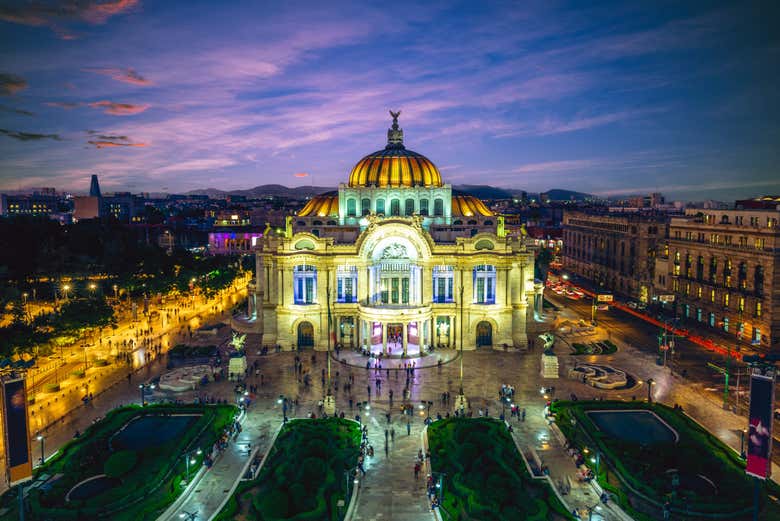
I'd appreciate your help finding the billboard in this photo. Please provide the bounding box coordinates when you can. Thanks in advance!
[746,373,774,479]
[2,377,33,485]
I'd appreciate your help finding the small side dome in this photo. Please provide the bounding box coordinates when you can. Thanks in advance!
[451,193,493,217]
[298,191,339,217]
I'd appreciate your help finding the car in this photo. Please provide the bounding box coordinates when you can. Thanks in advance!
[627,302,638,309]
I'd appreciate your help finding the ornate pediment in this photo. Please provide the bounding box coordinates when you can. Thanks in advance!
[380,243,409,259]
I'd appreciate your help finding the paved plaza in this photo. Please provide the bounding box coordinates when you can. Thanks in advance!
[15,301,780,520]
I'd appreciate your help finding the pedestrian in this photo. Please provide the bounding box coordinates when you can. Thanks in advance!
[385,429,389,442]
[406,420,411,436]
[521,408,526,422]
[414,461,421,479]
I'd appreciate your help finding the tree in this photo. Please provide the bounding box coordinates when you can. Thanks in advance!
[535,247,553,282]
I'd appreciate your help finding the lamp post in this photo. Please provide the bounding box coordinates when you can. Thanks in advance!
[139,383,155,406]
[36,434,44,466]
[740,428,747,458]
[22,292,28,322]
[646,378,655,404]
[62,283,71,300]
[184,448,202,483]
[89,283,97,296]
[278,395,287,422]
[113,284,119,300]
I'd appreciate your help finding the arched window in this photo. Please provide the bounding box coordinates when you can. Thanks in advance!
[433,198,444,216]
[473,265,496,304]
[405,198,415,215]
[419,199,429,216]
[313,220,323,226]
[453,220,462,225]
[293,264,317,304]
[375,198,385,214]
[484,220,493,225]
[346,198,356,217]
[390,199,400,216]
[467,220,477,225]
[361,198,371,216]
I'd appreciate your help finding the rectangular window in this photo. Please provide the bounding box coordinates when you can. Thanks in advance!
[391,277,399,304]
[697,308,702,322]
[710,289,715,302]
[433,266,454,303]
[738,297,745,313]
[756,301,762,317]
[401,278,409,304]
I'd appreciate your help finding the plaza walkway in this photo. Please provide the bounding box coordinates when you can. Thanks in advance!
[352,404,435,521]
[332,348,459,370]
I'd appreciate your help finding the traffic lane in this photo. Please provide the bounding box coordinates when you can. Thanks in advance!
[547,294,731,387]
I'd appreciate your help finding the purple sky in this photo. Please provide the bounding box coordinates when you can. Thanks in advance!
[0,1,778,200]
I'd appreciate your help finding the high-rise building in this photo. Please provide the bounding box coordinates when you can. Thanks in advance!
[89,174,102,198]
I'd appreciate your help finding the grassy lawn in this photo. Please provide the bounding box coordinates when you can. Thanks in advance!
[215,417,362,520]
[0,403,237,521]
[427,417,573,521]
[570,340,617,355]
[551,400,780,520]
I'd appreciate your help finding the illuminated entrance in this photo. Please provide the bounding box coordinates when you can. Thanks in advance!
[365,320,426,357]
[476,321,492,348]
[297,321,314,348]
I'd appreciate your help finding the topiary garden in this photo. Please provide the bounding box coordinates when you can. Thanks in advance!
[427,417,573,520]
[0,403,237,521]
[215,417,361,520]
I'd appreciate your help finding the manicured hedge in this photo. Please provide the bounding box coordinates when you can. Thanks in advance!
[215,418,361,521]
[428,418,573,521]
[0,403,237,521]
[551,400,780,519]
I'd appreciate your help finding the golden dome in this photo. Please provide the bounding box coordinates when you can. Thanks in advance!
[348,111,443,188]
[452,194,493,217]
[298,191,339,217]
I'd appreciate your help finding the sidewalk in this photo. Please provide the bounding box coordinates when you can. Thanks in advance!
[351,403,434,521]
[158,406,279,521]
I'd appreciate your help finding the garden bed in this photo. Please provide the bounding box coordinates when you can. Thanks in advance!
[570,340,617,355]
[551,400,780,520]
[0,403,237,521]
[215,418,361,521]
[427,418,573,521]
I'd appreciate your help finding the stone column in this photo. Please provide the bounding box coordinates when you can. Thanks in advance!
[422,266,433,305]
[382,322,388,354]
[255,254,264,332]
[358,266,368,304]
[402,322,408,357]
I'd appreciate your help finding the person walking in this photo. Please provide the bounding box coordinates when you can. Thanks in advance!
[414,461,421,479]
[390,427,395,442]
[406,419,411,436]
[521,408,526,422]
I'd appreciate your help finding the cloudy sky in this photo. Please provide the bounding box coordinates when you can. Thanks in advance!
[0,0,778,199]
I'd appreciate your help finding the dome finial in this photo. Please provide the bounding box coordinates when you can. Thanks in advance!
[387,109,404,148]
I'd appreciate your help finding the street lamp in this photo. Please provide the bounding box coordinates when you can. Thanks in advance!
[740,428,748,458]
[89,283,97,295]
[646,378,655,404]
[62,283,71,300]
[278,395,287,422]
[113,284,119,300]
[36,434,44,465]
[184,448,203,483]
[139,383,155,406]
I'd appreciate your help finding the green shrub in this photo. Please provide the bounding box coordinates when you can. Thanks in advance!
[70,370,85,378]
[93,359,109,367]
[104,450,138,478]
[44,383,60,392]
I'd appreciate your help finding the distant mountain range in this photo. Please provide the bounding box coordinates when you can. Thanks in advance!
[185,184,593,201]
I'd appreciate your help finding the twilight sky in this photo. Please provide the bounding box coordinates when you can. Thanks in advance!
[0,0,778,200]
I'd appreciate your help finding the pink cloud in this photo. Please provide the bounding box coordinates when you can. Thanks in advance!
[88,140,147,148]
[83,67,153,86]
[88,100,150,116]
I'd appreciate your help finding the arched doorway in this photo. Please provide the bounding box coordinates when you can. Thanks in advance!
[476,321,492,348]
[297,321,314,348]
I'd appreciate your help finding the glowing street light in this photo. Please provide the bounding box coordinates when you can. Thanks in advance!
[646,378,655,403]
[36,434,45,465]
[62,283,71,300]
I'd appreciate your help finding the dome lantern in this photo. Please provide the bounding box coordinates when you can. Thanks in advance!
[347,111,443,188]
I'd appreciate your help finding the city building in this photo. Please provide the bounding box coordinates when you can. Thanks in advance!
[234,113,540,352]
[0,190,59,217]
[655,208,780,351]
[562,210,667,302]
